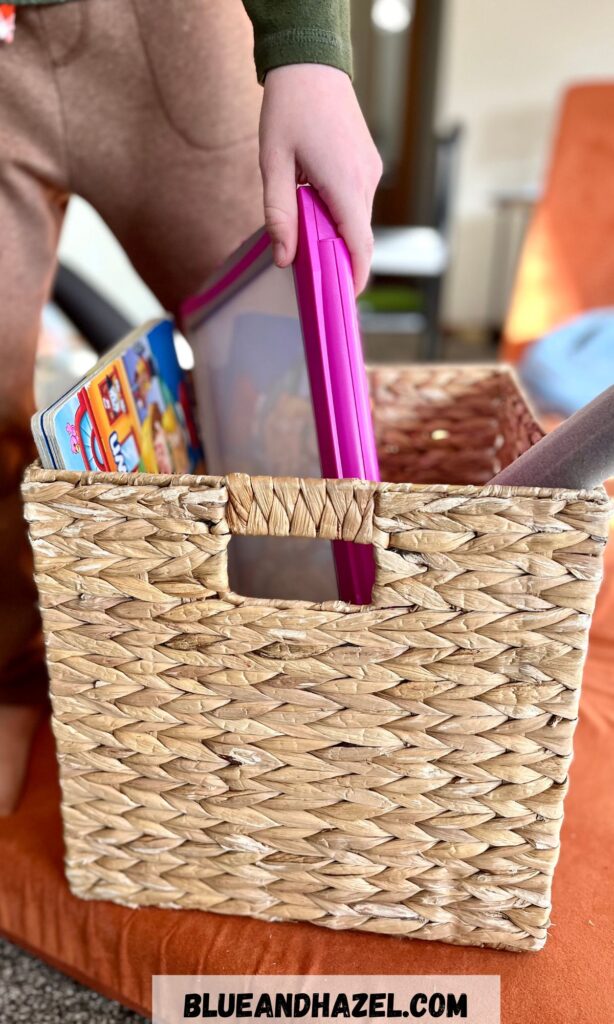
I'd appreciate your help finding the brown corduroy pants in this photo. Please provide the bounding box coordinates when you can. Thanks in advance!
[0,0,262,704]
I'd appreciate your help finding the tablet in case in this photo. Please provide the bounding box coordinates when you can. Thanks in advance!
[181,185,379,604]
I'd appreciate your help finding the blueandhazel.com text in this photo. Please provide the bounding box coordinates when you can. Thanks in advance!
[183,991,468,1020]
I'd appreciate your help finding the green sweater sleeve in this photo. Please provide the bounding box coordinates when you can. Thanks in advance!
[242,0,352,83]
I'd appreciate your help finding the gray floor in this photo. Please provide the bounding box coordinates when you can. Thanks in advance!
[0,939,148,1023]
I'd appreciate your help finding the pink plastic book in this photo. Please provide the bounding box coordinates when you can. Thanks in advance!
[181,185,379,604]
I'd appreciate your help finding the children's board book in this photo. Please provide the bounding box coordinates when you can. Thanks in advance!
[32,318,203,476]
[181,185,380,605]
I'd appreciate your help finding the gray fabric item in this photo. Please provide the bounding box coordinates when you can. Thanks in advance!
[0,938,147,1022]
[491,385,614,489]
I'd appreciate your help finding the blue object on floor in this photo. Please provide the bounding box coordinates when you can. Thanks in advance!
[519,308,614,415]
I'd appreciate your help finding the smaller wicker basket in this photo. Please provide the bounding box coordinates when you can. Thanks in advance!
[23,366,610,951]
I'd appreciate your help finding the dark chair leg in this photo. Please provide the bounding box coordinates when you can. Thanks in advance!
[52,264,134,356]
[422,276,442,360]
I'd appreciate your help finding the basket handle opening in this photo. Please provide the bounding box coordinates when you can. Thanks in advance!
[222,473,380,606]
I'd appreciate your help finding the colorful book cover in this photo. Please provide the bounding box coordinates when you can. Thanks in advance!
[38,319,203,474]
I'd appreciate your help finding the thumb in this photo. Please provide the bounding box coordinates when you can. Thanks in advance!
[261,149,298,268]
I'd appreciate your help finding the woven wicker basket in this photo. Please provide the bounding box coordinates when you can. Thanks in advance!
[23,365,610,952]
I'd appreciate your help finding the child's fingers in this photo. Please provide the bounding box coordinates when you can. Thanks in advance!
[320,183,375,294]
[260,147,299,268]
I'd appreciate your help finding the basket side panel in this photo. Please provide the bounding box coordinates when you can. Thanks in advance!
[24,468,610,952]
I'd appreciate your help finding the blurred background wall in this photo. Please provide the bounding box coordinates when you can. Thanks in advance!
[439,0,614,329]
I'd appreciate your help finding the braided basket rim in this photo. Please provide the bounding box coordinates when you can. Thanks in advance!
[23,461,611,506]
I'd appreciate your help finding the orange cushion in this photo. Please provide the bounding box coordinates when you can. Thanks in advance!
[2,542,614,1021]
[502,83,614,363]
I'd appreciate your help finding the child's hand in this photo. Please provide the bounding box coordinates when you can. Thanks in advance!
[259,64,383,294]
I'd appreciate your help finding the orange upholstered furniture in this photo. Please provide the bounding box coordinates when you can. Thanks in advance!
[1,529,613,1021]
[502,82,614,363]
